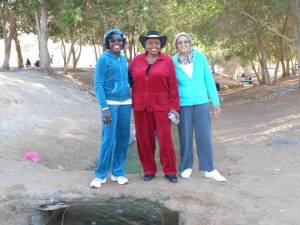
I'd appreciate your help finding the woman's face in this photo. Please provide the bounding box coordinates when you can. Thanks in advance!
[176,35,191,54]
[109,34,123,54]
[145,38,161,56]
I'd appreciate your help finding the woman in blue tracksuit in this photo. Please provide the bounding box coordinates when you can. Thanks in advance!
[90,29,132,188]
[173,32,226,181]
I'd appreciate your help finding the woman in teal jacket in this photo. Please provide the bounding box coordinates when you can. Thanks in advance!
[173,32,226,181]
[90,29,132,188]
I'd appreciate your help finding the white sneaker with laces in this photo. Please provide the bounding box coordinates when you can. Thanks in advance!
[89,177,107,188]
[181,168,192,178]
[204,169,226,182]
[111,175,128,185]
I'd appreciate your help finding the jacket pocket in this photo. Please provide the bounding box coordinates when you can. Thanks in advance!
[112,81,130,96]
[111,82,118,93]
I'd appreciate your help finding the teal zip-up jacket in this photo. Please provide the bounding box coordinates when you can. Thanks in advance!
[94,50,130,109]
[172,49,220,107]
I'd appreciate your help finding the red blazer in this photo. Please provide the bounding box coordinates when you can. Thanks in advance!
[129,52,180,112]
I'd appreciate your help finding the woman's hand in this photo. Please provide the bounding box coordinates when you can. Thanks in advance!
[170,109,180,121]
[213,106,221,119]
[102,109,112,125]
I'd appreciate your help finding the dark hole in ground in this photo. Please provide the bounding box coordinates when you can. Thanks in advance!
[32,199,179,225]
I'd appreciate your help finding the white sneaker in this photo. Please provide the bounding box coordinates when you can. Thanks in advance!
[181,168,192,178]
[204,169,226,182]
[111,175,128,185]
[89,177,107,188]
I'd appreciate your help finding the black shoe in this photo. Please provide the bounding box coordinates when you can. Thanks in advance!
[143,174,155,181]
[165,174,178,183]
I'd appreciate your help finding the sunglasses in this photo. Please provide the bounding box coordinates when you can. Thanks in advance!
[109,38,123,43]
[177,40,190,45]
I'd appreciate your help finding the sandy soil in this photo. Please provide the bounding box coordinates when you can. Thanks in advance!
[0,69,300,225]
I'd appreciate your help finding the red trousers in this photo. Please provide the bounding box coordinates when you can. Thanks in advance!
[134,110,177,175]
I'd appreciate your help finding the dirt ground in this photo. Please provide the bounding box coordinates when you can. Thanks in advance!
[0,69,300,225]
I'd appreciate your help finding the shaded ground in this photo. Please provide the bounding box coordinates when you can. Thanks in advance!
[0,69,300,225]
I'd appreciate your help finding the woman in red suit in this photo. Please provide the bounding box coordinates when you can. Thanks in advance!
[129,31,180,183]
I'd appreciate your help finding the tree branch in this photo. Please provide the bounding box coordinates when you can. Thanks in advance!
[240,11,294,43]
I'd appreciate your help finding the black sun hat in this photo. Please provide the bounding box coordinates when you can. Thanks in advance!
[139,31,167,49]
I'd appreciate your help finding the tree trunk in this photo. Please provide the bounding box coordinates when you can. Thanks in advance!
[123,45,128,60]
[72,46,76,69]
[72,40,82,69]
[133,42,137,56]
[128,43,133,63]
[279,14,288,77]
[92,37,98,61]
[273,59,280,85]
[64,28,77,72]
[264,61,271,84]
[0,5,15,69]
[290,59,296,75]
[289,0,300,88]
[13,32,24,68]
[64,40,75,73]
[261,52,271,84]
[97,43,102,56]
[250,59,262,84]
[60,37,67,66]
[258,53,266,84]
[128,35,133,62]
[257,33,271,84]
[3,34,13,69]
[93,43,98,61]
[9,14,23,68]
[286,59,291,76]
[35,0,52,73]
[14,36,24,68]
[280,59,286,76]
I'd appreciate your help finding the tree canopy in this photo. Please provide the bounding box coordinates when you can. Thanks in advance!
[1,0,300,87]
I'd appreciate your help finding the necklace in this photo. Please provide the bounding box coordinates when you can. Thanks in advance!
[146,54,158,64]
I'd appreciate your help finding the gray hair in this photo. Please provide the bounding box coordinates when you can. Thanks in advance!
[174,32,192,50]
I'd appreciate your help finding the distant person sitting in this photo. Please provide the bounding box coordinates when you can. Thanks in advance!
[34,60,40,67]
[247,75,252,84]
[215,80,221,92]
[240,73,250,84]
[25,58,31,67]
[240,73,246,81]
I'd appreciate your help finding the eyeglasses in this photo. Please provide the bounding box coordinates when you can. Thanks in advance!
[109,38,123,43]
[177,40,190,45]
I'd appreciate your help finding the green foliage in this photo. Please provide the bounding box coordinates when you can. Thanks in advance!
[50,1,86,37]
[185,0,294,67]
[2,0,299,78]
[55,2,84,30]
[12,0,39,33]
